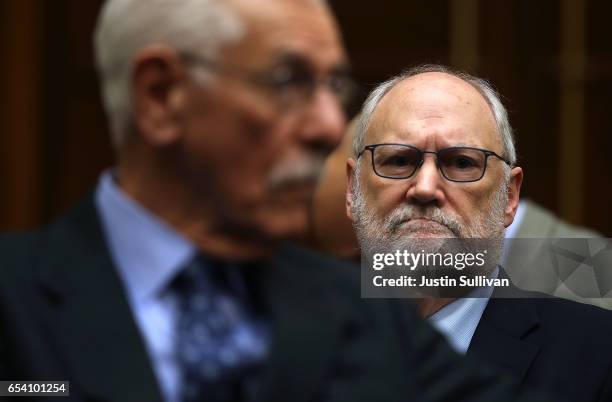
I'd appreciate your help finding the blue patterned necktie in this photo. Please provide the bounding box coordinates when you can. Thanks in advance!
[172,256,269,402]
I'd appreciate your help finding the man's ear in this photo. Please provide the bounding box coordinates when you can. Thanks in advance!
[346,157,357,221]
[504,166,523,227]
[131,44,187,146]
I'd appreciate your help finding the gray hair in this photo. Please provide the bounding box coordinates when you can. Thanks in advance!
[352,64,517,166]
[94,0,246,148]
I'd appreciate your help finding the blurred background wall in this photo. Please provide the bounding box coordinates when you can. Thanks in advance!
[1,0,610,235]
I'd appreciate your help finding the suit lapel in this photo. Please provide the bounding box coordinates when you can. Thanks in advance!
[36,196,163,402]
[255,246,346,402]
[467,295,540,383]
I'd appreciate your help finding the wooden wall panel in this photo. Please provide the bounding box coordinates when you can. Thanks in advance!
[332,0,450,94]
[482,0,561,216]
[40,0,111,222]
[585,1,612,235]
[0,0,44,230]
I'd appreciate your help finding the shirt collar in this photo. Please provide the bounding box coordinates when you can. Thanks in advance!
[427,268,497,354]
[95,170,196,304]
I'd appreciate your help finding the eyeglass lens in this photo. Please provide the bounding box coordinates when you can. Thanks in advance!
[371,145,488,181]
[265,58,354,108]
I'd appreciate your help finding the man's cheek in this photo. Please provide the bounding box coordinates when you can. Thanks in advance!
[373,187,404,214]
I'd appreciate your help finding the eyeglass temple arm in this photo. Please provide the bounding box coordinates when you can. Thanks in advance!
[487,151,512,166]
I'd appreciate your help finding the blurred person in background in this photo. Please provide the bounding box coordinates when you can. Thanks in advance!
[0,1,555,402]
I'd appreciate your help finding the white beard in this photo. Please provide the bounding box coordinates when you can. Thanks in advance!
[351,164,509,292]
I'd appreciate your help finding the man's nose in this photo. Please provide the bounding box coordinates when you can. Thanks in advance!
[298,88,346,153]
[405,155,445,206]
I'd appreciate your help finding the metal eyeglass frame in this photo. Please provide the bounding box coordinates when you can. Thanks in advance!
[357,143,512,183]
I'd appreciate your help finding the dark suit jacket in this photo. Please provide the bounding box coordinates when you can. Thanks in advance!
[0,195,550,402]
[468,290,612,402]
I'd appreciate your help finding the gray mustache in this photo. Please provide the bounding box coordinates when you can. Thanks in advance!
[266,156,325,191]
[387,206,462,236]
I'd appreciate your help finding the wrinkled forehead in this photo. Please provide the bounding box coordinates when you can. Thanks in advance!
[367,72,500,149]
[225,0,346,68]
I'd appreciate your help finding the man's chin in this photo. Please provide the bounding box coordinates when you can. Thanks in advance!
[269,179,317,204]
[253,205,310,242]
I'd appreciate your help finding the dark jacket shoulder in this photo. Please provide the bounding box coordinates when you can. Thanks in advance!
[472,288,612,402]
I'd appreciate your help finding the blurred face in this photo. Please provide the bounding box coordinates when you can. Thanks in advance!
[178,0,347,242]
[347,73,522,261]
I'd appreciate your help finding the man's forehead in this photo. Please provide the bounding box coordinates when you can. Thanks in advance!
[367,72,498,145]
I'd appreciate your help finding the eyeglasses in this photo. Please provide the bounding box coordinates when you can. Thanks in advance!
[180,52,358,110]
[358,143,511,182]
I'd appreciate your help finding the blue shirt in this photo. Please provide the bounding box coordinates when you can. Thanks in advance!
[95,171,196,402]
[428,279,495,354]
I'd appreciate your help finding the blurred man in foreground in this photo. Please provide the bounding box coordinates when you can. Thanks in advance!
[0,1,552,402]
[346,64,612,402]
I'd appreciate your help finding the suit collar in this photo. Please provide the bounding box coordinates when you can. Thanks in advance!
[36,194,164,402]
[467,285,541,382]
[95,171,195,304]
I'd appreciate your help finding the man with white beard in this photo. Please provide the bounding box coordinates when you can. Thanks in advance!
[346,64,612,402]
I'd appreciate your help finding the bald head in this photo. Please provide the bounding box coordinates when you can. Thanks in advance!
[367,72,502,156]
[353,65,516,166]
